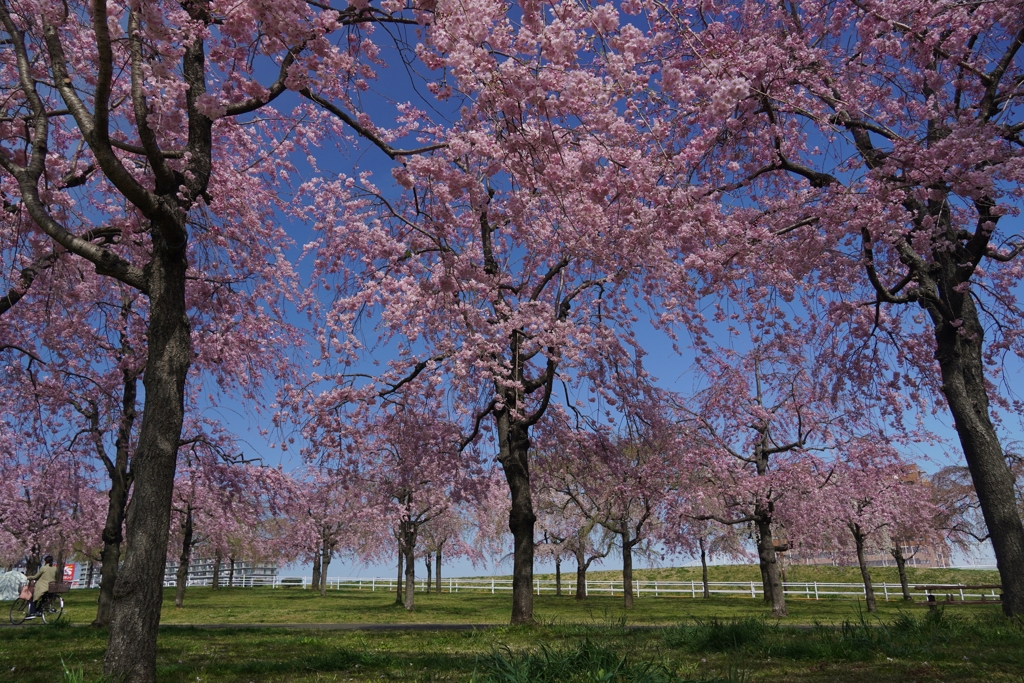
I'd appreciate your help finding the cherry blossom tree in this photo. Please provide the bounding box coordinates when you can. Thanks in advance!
[648,0,1024,616]
[670,336,860,617]
[0,0,458,674]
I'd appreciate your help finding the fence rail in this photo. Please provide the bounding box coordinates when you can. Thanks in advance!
[258,576,1002,602]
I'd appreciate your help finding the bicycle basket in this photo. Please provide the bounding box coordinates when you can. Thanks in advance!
[48,581,70,593]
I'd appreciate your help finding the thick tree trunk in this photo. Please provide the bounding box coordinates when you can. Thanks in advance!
[555,556,561,597]
[699,537,710,599]
[86,562,95,589]
[319,543,330,597]
[93,369,136,627]
[497,416,535,624]
[930,297,1024,617]
[891,544,913,601]
[104,233,190,683]
[402,522,417,611]
[174,509,194,609]
[425,553,432,592]
[852,527,877,613]
[211,553,221,591]
[574,547,588,600]
[755,512,787,617]
[435,544,442,594]
[228,556,235,588]
[311,547,321,590]
[621,531,635,609]
[395,544,403,605]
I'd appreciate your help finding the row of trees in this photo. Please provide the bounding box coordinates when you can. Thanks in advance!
[1,1,1022,680]
[0,363,994,621]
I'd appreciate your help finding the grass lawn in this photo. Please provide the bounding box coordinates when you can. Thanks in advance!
[1,568,1020,682]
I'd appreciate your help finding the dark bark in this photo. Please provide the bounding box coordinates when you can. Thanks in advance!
[435,544,443,594]
[93,457,130,626]
[93,331,138,627]
[497,415,535,624]
[395,544,403,605]
[25,550,40,577]
[891,544,913,601]
[699,537,710,599]
[311,546,321,591]
[211,553,221,591]
[86,561,95,589]
[425,553,432,592]
[573,546,601,600]
[401,519,417,611]
[173,508,194,609]
[852,525,877,613]
[319,542,330,597]
[621,531,635,609]
[555,556,562,596]
[229,557,236,588]
[104,218,191,682]
[575,550,588,600]
[929,294,1024,617]
[755,509,787,617]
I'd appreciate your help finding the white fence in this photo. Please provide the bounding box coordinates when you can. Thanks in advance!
[268,576,1002,602]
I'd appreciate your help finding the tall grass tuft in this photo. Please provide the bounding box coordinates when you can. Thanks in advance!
[470,638,741,682]
[664,618,773,652]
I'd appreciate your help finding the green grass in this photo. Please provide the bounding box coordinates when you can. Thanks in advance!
[0,566,1019,683]
[39,583,999,627]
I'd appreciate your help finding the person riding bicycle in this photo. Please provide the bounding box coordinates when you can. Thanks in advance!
[25,555,57,618]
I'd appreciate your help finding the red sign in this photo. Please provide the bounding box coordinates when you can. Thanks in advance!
[63,563,75,583]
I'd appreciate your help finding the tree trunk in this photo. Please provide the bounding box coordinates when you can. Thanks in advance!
[93,466,130,626]
[228,557,236,588]
[93,368,136,628]
[574,547,588,600]
[403,522,417,611]
[555,556,561,597]
[174,509,194,609]
[86,561,95,589]
[211,553,221,591]
[425,553,432,592]
[755,512,787,617]
[497,416,535,624]
[929,294,1024,617]
[621,531,635,609]
[26,549,40,577]
[852,527,877,613]
[435,544,442,594]
[395,544,403,605]
[699,537,710,599]
[319,542,330,597]
[311,546,321,591]
[891,544,913,601]
[104,220,191,683]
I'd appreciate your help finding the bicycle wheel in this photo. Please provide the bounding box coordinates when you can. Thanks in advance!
[9,598,29,625]
[40,595,63,623]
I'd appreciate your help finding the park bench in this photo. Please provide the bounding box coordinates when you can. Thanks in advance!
[278,577,305,588]
[914,584,1002,608]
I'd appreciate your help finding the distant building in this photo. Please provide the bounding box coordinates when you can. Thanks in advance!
[163,558,278,587]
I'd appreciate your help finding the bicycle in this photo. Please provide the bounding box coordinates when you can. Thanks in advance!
[9,581,65,624]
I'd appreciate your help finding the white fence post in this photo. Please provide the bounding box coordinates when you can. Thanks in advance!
[814,582,819,600]
[750,581,755,598]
